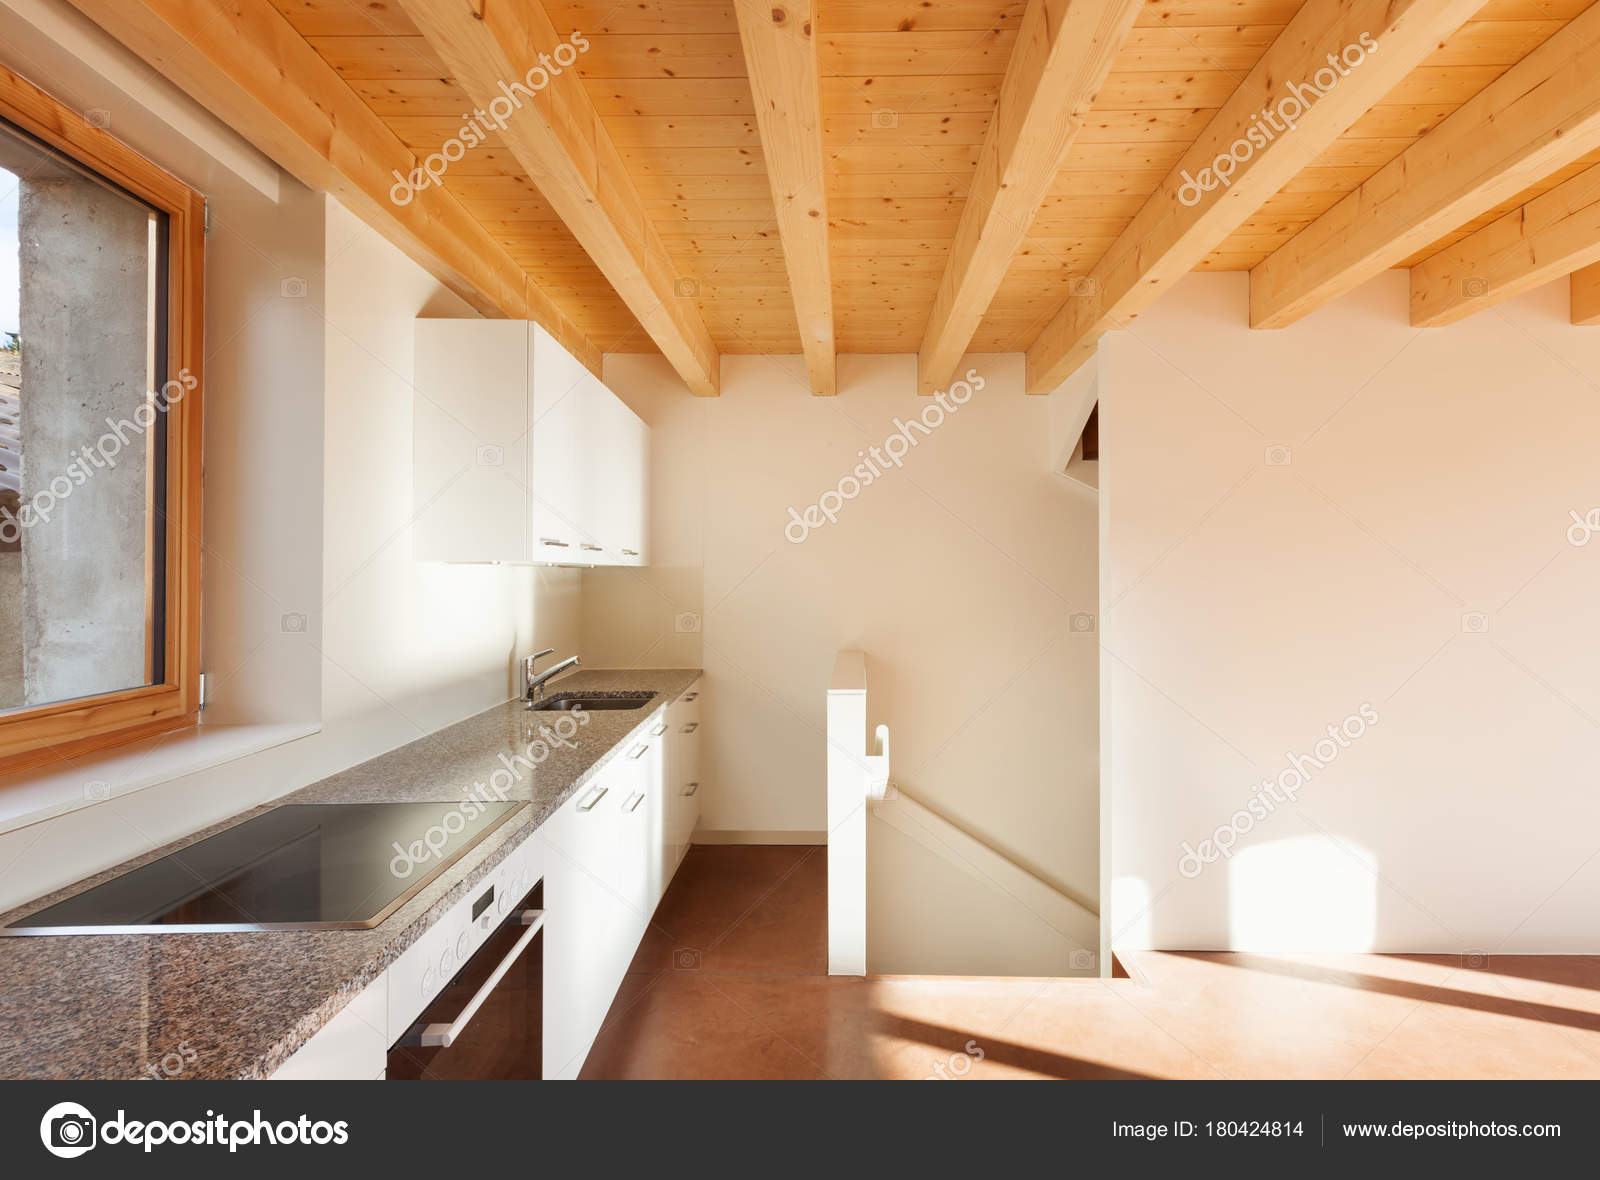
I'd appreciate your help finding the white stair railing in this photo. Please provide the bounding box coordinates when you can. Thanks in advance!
[828,649,1102,977]
[826,650,883,976]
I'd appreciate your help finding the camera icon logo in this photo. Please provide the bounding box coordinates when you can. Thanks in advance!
[476,444,504,467]
[1460,276,1490,299]
[40,1101,97,1158]
[280,277,308,299]
[1070,612,1096,634]
[281,611,308,634]
[1265,444,1292,466]
[84,108,111,130]
[871,108,899,129]
[1067,276,1098,297]
[674,278,701,298]
[1462,611,1489,634]
[1069,948,1097,971]
[673,948,702,971]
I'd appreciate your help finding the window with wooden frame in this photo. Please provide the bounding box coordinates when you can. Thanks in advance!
[0,67,204,776]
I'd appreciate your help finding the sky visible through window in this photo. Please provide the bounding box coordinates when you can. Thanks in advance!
[0,167,17,342]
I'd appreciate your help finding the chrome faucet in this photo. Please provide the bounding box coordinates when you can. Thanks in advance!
[523,648,581,705]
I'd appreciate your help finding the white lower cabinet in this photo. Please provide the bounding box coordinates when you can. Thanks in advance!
[272,689,703,1083]
[542,688,701,1079]
[541,762,651,1080]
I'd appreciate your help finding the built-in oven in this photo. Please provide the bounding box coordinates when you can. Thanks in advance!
[385,833,545,1080]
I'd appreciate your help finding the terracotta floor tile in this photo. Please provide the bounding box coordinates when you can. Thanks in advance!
[579,973,827,1080]
[579,847,1600,1080]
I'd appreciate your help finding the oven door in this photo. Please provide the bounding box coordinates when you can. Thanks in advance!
[388,879,543,1080]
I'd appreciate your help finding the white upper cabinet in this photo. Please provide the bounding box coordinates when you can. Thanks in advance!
[414,321,648,565]
[412,320,530,564]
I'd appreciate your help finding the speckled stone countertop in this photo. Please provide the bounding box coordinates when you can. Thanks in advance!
[0,668,701,1080]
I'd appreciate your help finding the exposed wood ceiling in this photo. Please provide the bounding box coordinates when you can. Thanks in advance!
[61,0,1600,395]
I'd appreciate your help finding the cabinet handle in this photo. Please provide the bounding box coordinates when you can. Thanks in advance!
[624,791,645,813]
[681,722,698,734]
[576,785,608,812]
[621,549,639,557]
[651,722,668,737]
[683,782,699,797]
[683,692,699,702]
[628,742,649,759]
[540,538,569,548]
[579,543,603,552]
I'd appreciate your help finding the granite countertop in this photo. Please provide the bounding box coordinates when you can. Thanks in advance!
[0,668,701,1080]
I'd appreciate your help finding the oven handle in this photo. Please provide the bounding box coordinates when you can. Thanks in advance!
[418,909,545,1048]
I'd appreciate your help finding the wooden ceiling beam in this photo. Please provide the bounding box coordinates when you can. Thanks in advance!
[1411,159,1600,326]
[396,0,721,396]
[1573,263,1600,324]
[65,0,601,373]
[917,0,1142,397]
[732,0,834,397]
[1253,2,1600,331]
[1023,0,1486,396]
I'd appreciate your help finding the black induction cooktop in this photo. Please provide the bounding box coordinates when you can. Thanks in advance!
[1,802,524,935]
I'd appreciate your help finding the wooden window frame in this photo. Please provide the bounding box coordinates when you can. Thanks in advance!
[0,65,204,777]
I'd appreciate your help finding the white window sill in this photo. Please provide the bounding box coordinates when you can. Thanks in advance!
[0,721,321,837]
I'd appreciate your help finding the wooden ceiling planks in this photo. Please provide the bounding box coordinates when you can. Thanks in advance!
[266,0,1600,372]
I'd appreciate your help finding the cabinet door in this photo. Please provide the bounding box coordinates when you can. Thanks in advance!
[617,735,664,919]
[590,383,649,566]
[632,719,672,906]
[529,326,599,561]
[413,320,529,562]
[541,773,643,1080]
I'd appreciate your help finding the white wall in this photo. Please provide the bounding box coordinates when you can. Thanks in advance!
[1105,271,1600,953]
[0,2,576,912]
[600,352,1100,975]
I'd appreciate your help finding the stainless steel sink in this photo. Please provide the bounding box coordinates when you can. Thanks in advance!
[529,690,658,712]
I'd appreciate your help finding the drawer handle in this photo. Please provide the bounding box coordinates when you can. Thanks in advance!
[624,791,645,813]
[540,538,569,548]
[628,743,649,759]
[580,543,603,552]
[576,785,608,812]
[681,722,698,734]
[418,910,544,1048]
[683,782,699,797]
[651,721,668,737]
[621,549,639,556]
[684,692,699,702]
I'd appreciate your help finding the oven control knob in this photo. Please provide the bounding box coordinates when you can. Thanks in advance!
[456,930,471,960]
[440,946,454,975]
[420,966,434,997]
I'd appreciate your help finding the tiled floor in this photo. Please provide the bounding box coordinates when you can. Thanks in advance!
[579,846,1600,1080]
